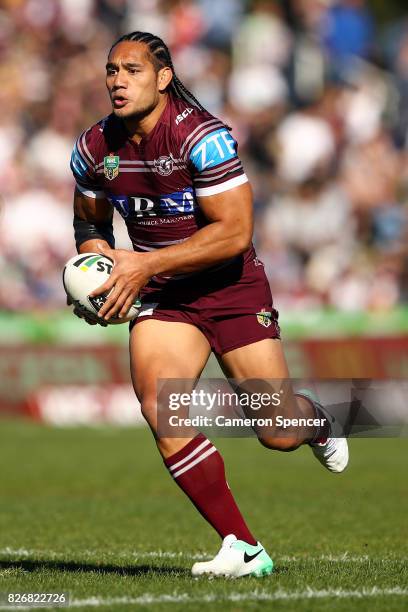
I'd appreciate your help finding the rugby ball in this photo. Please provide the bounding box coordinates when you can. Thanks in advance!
[62,252,140,325]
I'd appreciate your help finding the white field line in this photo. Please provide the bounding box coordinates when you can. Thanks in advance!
[0,547,407,564]
[0,588,407,610]
[0,548,206,561]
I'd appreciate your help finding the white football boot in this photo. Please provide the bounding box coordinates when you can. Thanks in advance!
[191,534,273,578]
[310,436,349,473]
[297,389,349,473]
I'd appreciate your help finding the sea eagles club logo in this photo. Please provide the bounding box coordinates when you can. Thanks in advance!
[154,155,174,176]
[104,154,120,180]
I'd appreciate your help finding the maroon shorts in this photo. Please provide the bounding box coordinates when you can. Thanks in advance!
[130,251,280,355]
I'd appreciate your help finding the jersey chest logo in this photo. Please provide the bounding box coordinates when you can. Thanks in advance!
[108,188,195,218]
[104,154,120,180]
[154,155,174,176]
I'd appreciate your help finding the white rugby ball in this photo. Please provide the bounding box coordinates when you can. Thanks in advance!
[62,252,140,325]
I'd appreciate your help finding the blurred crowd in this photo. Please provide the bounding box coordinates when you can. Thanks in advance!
[0,0,407,313]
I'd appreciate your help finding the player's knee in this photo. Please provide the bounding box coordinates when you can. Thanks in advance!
[140,397,157,428]
[258,434,300,452]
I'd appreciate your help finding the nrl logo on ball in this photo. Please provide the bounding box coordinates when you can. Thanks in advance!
[154,155,174,176]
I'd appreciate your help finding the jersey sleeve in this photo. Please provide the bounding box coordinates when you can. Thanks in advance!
[181,119,248,197]
[70,128,105,199]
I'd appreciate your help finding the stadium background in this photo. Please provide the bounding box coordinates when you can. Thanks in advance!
[0,0,407,420]
[0,2,407,610]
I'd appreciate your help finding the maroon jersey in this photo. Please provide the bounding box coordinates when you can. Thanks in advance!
[70,94,250,289]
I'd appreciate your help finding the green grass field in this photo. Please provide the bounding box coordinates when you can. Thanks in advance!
[0,419,407,611]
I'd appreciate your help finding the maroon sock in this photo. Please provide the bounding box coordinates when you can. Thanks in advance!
[164,433,256,545]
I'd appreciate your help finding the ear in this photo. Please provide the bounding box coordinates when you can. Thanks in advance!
[158,66,173,92]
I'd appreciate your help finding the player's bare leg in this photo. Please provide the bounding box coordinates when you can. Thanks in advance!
[220,338,312,449]
[220,338,348,472]
[130,320,273,576]
[130,319,210,457]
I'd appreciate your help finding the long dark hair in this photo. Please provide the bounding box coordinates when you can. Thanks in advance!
[110,31,207,112]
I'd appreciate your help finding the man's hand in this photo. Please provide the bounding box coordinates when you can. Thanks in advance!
[67,295,108,327]
[90,242,152,320]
